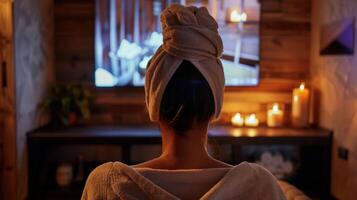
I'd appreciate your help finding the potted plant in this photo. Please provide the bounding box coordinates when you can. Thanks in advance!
[39,84,92,128]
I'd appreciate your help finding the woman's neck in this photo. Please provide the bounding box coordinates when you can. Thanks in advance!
[152,124,230,169]
[133,124,232,169]
[160,125,209,167]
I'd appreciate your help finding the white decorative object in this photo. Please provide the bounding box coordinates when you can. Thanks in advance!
[257,151,294,179]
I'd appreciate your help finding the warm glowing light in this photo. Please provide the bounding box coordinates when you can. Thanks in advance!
[247,129,258,137]
[232,129,242,137]
[272,104,279,113]
[299,83,305,90]
[294,95,299,102]
[241,12,247,21]
[267,103,284,127]
[231,113,244,127]
[245,114,259,127]
[230,10,240,22]
[292,82,310,127]
[230,10,247,23]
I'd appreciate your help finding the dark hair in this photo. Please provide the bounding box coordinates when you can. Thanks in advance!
[159,60,215,133]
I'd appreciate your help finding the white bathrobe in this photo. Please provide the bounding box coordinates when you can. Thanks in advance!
[81,161,287,200]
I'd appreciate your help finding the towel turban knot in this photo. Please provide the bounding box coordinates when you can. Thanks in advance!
[161,4,223,60]
[145,4,225,122]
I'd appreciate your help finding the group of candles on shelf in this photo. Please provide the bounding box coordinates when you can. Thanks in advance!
[231,113,259,127]
[231,83,310,128]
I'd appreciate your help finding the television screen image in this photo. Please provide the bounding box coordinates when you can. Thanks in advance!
[95,0,260,87]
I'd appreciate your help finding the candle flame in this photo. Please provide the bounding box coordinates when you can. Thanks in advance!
[241,12,247,21]
[245,114,259,127]
[231,113,244,126]
[248,114,256,120]
[299,83,305,90]
[232,113,242,121]
[272,104,279,112]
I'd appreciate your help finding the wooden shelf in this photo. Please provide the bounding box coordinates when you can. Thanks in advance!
[27,125,332,199]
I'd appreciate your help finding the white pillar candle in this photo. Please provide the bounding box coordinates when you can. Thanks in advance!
[267,103,284,127]
[292,83,310,127]
[231,113,244,127]
[245,114,259,127]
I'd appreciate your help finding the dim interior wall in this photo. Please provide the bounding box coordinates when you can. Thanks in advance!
[14,0,55,199]
[311,0,357,199]
[54,0,310,125]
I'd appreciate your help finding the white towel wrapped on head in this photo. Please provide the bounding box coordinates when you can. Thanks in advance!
[145,4,225,122]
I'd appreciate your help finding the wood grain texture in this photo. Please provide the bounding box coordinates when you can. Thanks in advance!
[54,0,94,84]
[0,1,17,200]
[260,0,311,83]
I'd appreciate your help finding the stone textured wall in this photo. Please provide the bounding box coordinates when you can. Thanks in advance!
[14,0,54,198]
[311,0,357,199]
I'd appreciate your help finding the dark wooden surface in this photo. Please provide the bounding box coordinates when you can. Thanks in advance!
[28,125,332,200]
[29,125,331,145]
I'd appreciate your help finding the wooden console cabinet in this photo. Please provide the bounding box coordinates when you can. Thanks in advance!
[28,126,332,200]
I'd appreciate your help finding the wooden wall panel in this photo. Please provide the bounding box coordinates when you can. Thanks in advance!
[54,0,94,84]
[260,0,311,81]
[0,1,17,200]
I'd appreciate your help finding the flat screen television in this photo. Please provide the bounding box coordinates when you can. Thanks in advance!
[95,0,260,87]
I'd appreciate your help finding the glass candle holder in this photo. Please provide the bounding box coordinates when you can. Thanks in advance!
[267,103,285,127]
[245,114,259,127]
[231,113,244,127]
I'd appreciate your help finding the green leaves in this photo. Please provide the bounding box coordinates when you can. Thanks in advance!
[39,83,93,126]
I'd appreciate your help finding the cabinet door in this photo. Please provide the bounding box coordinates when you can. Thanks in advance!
[0,1,16,200]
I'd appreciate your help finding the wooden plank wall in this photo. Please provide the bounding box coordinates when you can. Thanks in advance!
[55,0,94,83]
[0,1,17,200]
[54,0,311,124]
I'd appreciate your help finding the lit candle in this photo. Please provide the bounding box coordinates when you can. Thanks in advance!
[231,113,244,127]
[230,10,247,23]
[292,83,310,127]
[267,103,284,127]
[245,114,259,127]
